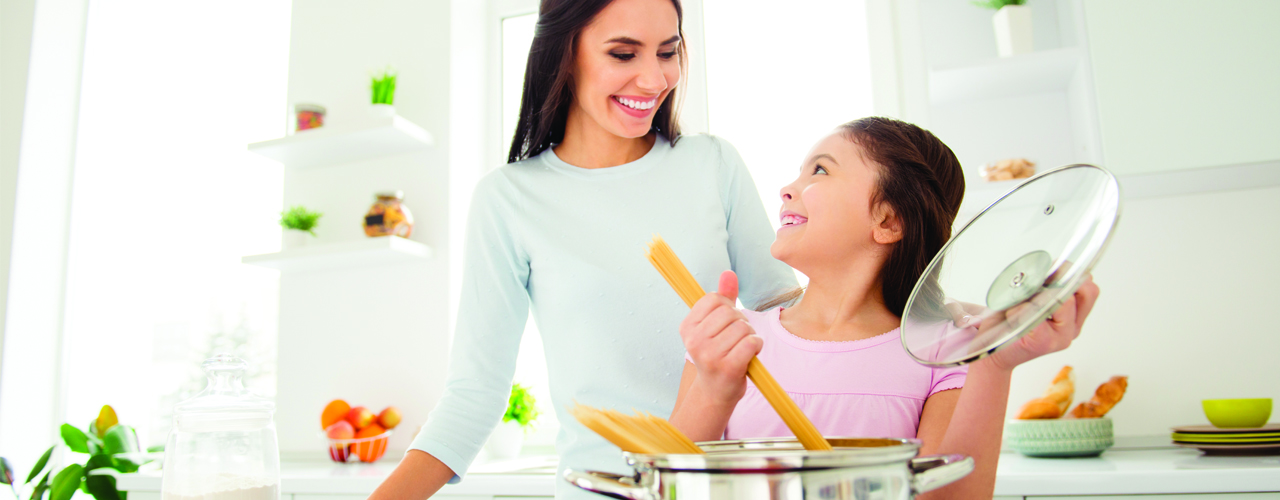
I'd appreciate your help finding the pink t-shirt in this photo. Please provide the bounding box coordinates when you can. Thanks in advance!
[689,307,967,440]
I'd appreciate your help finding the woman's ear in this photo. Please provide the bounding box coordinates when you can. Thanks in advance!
[872,202,904,245]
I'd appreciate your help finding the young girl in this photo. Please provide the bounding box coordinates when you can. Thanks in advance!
[668,117,1099,498]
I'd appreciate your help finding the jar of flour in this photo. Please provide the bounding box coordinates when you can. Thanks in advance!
[161,355,280,500]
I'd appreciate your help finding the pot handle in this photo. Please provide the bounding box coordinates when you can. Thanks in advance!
[909,454,975,494]
[562,468,654,500]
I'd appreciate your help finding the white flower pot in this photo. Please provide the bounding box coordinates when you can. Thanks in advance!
[484,420,525,460]
[993,4,1033,58]
[369,103,395,118]
[283,230,311,250]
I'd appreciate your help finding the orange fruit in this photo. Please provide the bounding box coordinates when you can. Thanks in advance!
[377,406,401,429]
[353,424,388,462]
[321,399,351,430]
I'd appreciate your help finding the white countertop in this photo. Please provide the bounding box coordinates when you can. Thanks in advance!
[116,442,1280,497]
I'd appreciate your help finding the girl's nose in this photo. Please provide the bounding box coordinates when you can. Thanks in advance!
[780,185,794,201]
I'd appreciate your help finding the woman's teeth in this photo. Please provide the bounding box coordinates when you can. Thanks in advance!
[615,96,655,110]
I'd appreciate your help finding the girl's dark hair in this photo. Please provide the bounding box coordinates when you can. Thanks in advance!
[507,0,687,163]
[757,117,964,317]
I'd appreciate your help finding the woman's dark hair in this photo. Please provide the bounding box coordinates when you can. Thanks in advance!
[757,117,964,317]
[508,0,686,163]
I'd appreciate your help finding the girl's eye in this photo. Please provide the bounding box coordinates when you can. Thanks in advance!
[814,165,828,175]
[610,53,636,61]
[659,51,677,60]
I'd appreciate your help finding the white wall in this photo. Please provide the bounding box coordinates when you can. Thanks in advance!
[1006,184,1280,436]
[1085,0,1280,175]
[274,0,454,458]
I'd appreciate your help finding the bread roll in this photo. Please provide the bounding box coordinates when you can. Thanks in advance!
[1069,376,1128,418]
[1016,366,1074,419]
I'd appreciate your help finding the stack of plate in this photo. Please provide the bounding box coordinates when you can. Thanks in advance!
[1171,424,1280,455]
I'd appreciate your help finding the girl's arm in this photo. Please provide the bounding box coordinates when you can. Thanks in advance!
[915,277,1100,499]
[669,271,761,441]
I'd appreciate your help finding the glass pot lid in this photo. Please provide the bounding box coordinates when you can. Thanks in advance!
[173,354,274,421]
[900,164,1121,367]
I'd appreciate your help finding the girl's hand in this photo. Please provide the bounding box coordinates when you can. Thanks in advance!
[680,270,761,406]
[983,275,1100,372]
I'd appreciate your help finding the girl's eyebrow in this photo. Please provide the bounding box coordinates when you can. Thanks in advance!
[809,153,838,165]
[605,35,682,46]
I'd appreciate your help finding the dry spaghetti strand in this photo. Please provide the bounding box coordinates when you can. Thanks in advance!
[570,404,703,454]
[646,236,834,452]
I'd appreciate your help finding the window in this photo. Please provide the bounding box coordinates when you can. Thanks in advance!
[703,0,876,287]
[60,0,290,447]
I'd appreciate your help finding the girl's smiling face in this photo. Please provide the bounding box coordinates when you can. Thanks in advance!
[571,0,682,139]
[772,132,900,273]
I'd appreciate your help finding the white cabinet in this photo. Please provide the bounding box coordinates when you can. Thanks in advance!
[1082,0,1280,175]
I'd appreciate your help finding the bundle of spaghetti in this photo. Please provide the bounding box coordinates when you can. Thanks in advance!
[570,404,704,454]
[646,236,834,452]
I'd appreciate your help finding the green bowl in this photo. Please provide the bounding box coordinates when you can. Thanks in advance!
[1202,399,1272,428]
[1004,418,1113,457]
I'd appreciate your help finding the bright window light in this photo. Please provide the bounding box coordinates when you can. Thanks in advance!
[61,0,291,447]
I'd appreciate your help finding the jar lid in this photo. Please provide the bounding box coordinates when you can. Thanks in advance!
[375,190,404,200]
[294,103,326,113]
[173,355,274,420]
[899,164,1121,367]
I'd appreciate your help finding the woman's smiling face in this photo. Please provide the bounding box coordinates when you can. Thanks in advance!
[572,0,682,139]
[772,132,889,272]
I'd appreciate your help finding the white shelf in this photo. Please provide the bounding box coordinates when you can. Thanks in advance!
[956,160,1280,221]
[248,114,433,169]
[929,48,1081,106]
[241,236,432,272]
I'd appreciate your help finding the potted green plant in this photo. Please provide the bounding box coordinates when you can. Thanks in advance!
[0,405,156,500]
[974,0,1031,57]
[484,383,539,459]
[370,67,397,117]
[279,205,322,249]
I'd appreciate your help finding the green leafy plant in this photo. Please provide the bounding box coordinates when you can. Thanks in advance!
[1,405,149,500]
[279,205,323,236]
[370,68,397,105]
[972,0,1024,9]
[503,383,539,429]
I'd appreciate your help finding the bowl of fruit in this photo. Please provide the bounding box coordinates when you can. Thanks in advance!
[321,399,401,463]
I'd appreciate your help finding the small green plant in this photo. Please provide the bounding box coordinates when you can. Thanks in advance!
[279,205,323,236]
[370,68,397,105]
[972,0,1024,9]
[503,383,539,429]
[0,405,153,500]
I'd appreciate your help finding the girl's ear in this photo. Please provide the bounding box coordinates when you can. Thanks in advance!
[872,202,904,245]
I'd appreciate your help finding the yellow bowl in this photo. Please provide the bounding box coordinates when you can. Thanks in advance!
[1202,399,1272,428]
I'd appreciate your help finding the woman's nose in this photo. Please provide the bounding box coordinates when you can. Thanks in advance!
[636,57,668,93]
[780,187,794,201]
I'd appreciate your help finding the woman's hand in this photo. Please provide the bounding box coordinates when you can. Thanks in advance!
[982,275,1100,372]
[679,270,761,406]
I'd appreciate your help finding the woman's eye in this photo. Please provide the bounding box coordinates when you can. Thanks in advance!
[610,53,636,61]
[659,51,677,60]
[814,165,828,175]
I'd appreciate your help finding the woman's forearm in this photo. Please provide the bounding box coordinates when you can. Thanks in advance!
[922,359,1014,500]
[368,449,457,500]
[668,378,738,442]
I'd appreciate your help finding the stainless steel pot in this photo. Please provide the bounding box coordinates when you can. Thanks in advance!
[564,437,973,500]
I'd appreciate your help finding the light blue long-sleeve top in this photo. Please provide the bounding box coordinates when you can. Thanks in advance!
[410,133,798,499]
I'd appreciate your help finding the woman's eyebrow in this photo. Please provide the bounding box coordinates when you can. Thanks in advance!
[605,35,682,46]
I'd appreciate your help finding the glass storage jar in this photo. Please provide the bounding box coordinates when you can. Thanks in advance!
[160,354,280,500]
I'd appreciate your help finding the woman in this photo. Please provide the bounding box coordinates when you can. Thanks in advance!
[370,0,796,498]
